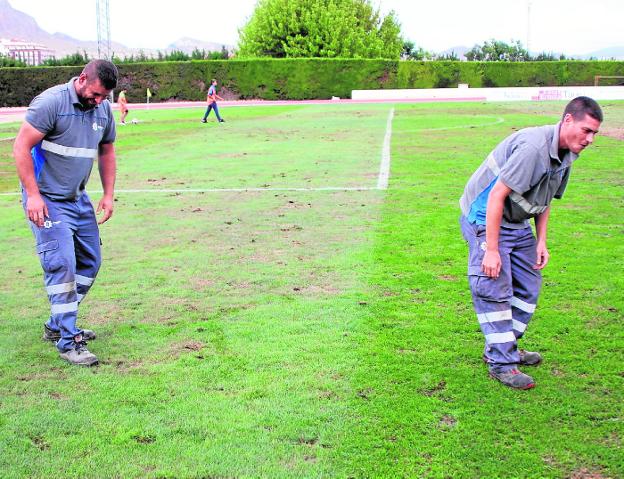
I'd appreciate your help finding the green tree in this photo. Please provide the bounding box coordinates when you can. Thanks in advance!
[40,51,89,66]
[237,0,403,58]
[0,54,26,67]
[401,40,433,60]
[465,39,529,61]
[533,51,568,61]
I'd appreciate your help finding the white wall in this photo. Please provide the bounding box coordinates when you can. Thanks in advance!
[351,85,624,102]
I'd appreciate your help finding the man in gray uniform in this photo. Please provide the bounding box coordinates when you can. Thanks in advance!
[13,60,118,366]
[459,97,602,389]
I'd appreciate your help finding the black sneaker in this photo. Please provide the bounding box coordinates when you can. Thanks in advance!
[59,341,98,366]
[489,368,535,389]
[219,119,225,123]
[519,349,542,366]
[43,324,96,342]
[201,119,207,123]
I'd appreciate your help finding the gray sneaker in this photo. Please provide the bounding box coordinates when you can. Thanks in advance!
[519,349,542,366]
[59,342,99,366]
[43,324,96,342]
[489,368,535,389]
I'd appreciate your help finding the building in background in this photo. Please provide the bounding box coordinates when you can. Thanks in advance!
[0,38,55,65]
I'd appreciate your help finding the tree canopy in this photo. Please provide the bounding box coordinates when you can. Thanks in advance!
[237,0,403,59]
[465,39,530,62]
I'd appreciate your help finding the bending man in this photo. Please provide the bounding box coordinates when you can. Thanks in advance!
[13,60,119,366]
[459,97,602,389]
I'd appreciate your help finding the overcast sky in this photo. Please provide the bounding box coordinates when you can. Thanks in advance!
[9,0,624,55]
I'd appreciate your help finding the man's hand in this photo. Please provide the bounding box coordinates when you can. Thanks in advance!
[96,195,114,224]
[482,249,502,278]
[26,193,49,227]
[533,241,550,270]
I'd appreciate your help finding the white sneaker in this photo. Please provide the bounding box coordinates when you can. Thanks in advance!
[59,342,98,366]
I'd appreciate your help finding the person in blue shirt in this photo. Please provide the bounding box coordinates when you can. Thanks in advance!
[201,79,225,123]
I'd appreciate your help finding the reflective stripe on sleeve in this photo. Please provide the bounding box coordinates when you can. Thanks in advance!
[46,281,76,295]
[486,153,500,175]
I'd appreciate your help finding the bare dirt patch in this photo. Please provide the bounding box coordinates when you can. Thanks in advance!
[568,469,610,479]
[292,284,342,296]
[601,127,624,141]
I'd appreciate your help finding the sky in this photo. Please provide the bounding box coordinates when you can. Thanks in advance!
[9,0,624,55]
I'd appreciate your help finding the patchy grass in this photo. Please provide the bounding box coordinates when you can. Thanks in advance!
[0,101,622,478]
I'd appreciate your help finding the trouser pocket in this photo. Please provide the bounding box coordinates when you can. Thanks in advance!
[36,239,63,273]
[469,273,512,302]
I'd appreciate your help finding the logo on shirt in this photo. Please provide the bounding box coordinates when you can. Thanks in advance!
[43,220,61,229]
[92,122,98,131]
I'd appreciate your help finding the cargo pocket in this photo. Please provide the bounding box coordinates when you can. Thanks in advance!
[469,273,511,302]
[36,240,62,273]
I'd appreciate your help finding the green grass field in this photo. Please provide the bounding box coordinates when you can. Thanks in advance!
[0,101,622,478]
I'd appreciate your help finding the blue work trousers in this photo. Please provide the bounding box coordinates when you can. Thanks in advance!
[460,216,542,371]
[24,192,102,352]
[202,102,222,121]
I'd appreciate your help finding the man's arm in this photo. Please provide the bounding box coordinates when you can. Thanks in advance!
[533,207,551,270]
[13,122,47,227]
[482,180,512,278]
[96,142,116,224]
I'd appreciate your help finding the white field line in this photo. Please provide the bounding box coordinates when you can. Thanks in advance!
[0,136,16,142]
[377,107,395,190]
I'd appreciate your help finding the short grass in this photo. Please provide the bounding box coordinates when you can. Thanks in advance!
[0,101,622,478]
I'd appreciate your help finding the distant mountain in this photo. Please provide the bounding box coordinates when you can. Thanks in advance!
[0,0,229,59]
[436,44,624,61]
[0,0,131,57]
[583,46,624,60]
[168,37,230,54]
[438,46,470,60]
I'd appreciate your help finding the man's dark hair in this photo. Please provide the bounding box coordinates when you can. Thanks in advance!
[563,96,603,122]
[83,60,118,90]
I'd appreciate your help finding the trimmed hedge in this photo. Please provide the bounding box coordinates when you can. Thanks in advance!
[1,59,623,107]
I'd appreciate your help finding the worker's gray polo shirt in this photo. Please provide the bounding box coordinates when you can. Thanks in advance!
[459,122,577,229]
[26,77,116,201]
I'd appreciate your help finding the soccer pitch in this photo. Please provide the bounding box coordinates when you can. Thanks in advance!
[0,101,622,478]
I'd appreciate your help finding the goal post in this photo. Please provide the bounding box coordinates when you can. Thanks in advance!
[594,75,624,86]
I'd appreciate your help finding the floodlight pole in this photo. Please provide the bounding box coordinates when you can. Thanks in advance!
[96,0,111,60]
[96,0,114,102]
[526,0,532,54]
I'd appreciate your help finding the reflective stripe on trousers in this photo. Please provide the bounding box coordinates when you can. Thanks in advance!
[460,215,541,371]
[24,192,101,352]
